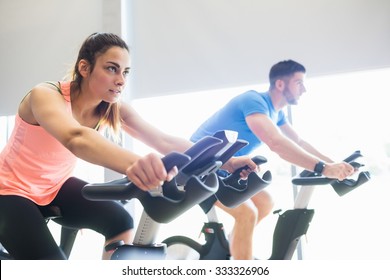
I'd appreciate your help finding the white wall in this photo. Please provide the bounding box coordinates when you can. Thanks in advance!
[0,0,123,116]
[126,0,390,99]
[1,0,389,115]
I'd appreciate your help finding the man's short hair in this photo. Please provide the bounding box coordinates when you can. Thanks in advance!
[269,60,306,88]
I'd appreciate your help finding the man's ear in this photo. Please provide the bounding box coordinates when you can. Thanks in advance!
[78,59,90,78]
[275,79,285,91]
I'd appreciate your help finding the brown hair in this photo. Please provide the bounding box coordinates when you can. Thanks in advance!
[71,32,129,139]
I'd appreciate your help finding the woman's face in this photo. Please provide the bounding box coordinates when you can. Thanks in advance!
[87,46,130,103]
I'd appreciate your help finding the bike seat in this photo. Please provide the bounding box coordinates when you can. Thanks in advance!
[39,205,62,220]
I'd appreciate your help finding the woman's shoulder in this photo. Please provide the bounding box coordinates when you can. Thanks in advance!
[18,82,69,125]
[25,82,73,107]
[32,81,72,100]
[33,80,71,91]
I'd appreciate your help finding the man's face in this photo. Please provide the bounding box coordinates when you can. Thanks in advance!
[282,72,306,105]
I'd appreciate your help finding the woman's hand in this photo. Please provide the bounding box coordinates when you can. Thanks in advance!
[125,153,178,192]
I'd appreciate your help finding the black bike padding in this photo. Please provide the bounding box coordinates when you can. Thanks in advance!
[82,150,218,223]
[216,170,272,208]
[212,155,272,208]
[81,151,191,201]
[180,131,247,177]
[269,208,315,260]
[331,171,370,196]
[82,130,264,223]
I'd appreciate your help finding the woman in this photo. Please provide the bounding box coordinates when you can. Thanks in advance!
[0,32,256,260]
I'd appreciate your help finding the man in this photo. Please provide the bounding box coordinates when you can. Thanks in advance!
[190,59,355,259]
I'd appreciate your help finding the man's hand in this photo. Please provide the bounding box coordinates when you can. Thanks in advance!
[223,156,260,178]
[322,162,356,181]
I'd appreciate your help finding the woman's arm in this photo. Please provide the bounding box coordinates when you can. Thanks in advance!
[22,85,174,191]
[119,102,193,154]
[22,85,139,175]
[120,102,258,174]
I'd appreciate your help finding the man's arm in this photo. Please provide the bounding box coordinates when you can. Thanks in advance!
[246,113,319,170]
[279,122,333,162]
[246,113,354,179]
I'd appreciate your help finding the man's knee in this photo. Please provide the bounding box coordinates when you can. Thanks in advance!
[261,193,275,213]
[253,191,275,220]
[232,203,258,224]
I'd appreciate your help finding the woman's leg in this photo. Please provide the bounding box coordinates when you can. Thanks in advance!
[51,177,134,260]
[0,195,66,259]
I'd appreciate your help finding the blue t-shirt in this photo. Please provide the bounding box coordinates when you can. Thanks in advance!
[191,90,287,156]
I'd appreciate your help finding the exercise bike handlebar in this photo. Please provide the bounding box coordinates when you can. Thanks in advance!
[81,152,192,201]
[82,130,256,223]
[298,150,363,178]
[214,155,272,208]
[82,148,219,224]
[292,150,371,196]
[223,155,268,182]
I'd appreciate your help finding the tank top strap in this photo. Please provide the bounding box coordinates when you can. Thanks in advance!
[48,81,101,131]
[44,81,72,103]
[45,81,62,93]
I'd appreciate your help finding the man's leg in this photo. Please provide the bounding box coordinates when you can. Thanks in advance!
[252,190,274,224]
[216,190,274,260]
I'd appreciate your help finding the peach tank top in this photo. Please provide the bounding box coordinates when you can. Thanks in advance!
[0,82,77,205]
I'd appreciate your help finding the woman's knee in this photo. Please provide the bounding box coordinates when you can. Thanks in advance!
[102,207,134,240]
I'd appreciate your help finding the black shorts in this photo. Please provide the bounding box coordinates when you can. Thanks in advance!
[0,177,133,259]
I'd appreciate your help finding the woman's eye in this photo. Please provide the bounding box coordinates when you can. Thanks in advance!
[107,66,117,73]
[123,70,130,77]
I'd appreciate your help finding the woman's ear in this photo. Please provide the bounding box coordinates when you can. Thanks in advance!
[78,59,90,78]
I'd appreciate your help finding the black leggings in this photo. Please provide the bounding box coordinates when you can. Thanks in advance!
[0,177,133,260]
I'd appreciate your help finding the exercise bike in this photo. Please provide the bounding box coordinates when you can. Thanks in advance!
[82,130,271,260]
[163,150,371,260]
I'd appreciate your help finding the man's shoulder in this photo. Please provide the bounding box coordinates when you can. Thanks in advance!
[236,90,267,102]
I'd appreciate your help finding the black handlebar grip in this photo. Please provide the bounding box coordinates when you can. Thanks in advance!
[232,155,267,174]
[82,152,191,201]
[299,150,363,178]
[161,152,192,172]
[222,155,267,184]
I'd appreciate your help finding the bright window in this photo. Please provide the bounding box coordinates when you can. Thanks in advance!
[131,68,390,260]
